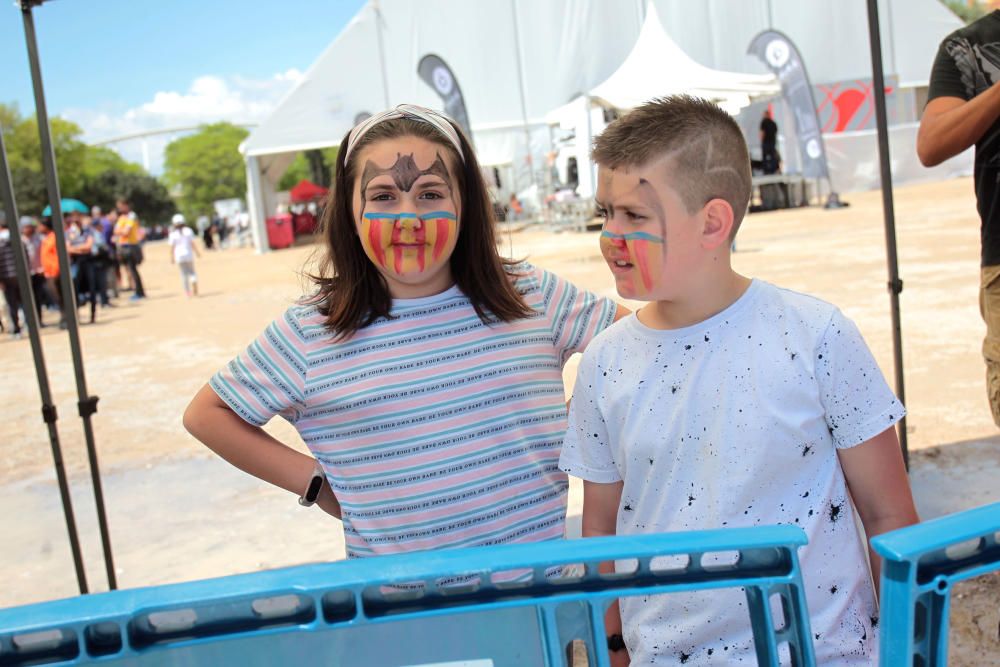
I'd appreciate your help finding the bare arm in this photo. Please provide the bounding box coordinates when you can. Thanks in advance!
[582,479,630,667]
[837,425,919,597]
[916,82,1000,166]
[183,383,341,517]
[612,303,631,322]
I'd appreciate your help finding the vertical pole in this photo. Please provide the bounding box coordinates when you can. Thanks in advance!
[372,0,391,108]
[0,127,89,595]
[865,0,909,466]
[245,154,270,254]
[21,0,118,587]
[509,0,540,199]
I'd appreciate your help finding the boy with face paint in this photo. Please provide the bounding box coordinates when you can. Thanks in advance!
[560,96,918,665]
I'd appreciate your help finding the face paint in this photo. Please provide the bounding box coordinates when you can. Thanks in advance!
[600,230,665,296]
[360,211,458,277]
[359,153,454,219]
[353,138,463,298]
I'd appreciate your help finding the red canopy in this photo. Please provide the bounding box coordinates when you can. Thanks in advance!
[289,179,329,203]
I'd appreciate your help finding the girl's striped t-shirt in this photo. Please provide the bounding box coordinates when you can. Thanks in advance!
[211,264,617,558]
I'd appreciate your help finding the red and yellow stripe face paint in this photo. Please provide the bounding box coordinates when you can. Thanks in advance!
[360,211,458,277]
[600,230,666,299]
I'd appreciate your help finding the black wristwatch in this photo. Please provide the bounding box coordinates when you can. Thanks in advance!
[607,633,626,652]
[298,462,325,507]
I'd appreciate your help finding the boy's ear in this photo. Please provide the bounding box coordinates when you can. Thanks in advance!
[700,198,735,250]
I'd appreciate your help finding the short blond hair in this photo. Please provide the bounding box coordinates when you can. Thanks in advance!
[592,96,751,236]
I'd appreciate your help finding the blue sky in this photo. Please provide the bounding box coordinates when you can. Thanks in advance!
[2,0,367,171]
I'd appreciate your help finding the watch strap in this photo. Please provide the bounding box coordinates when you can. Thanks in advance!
[298,462,325,507]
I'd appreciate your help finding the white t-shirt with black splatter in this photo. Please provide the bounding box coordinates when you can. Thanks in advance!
[561,279,903,665]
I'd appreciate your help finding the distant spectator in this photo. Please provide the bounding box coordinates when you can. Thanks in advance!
[759,108,781,175]
[197,215,214,250]
[37,219,64,329]
[91,206,117,301]
[67,214,99,324]
[20,216,47,325]
[508,193,524,221]
[106,209,125,294]
[113,198,146,300]
[0,218,24,337]
[168,214,201,297]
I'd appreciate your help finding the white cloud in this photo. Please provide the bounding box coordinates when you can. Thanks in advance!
[61,69,303,174]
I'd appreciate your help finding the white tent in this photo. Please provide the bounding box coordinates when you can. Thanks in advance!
[589,3,777,113]
[241,0,650,250]
[651,0,962,89]
[242,0,967,252]
[549,3,778,198]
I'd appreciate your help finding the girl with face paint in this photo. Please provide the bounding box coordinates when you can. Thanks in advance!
[185,105,628,563]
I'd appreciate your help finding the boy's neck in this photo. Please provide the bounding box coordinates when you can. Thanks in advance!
[637,271,752,330]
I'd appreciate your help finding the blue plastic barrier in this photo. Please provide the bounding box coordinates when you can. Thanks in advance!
[872,501,1000,666]
[0,526,815,666]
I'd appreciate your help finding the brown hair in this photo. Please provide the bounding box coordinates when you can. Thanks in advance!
[309,117,532,339]
[592,95,751,237]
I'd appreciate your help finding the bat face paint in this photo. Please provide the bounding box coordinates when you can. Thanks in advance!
[353,137,462,297]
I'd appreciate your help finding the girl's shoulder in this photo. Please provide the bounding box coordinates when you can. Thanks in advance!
[286,300,326,327]
[506,261,544,294]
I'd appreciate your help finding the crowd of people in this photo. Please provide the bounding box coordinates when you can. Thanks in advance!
[0,197,150,335]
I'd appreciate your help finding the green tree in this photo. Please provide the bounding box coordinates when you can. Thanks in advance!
[163,122,249,219]
[277,146,339,191]
[278,151,312,191]
[79,169,176,224]
[1,103,89,215]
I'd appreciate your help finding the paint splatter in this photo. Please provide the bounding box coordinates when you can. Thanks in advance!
[687,494,695,506]
[830,585,839,595]
[671,385,679,394]
[791,352,797,360]
[679,651,691,663]
[623,503,633,512]
[801,444,813,457]
[870,615,879,628]
[684,344,692,350]
[829,503,843,523]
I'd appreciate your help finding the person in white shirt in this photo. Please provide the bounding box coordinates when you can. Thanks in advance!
[168,213,201,297]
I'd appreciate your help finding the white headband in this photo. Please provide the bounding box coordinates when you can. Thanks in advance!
[344,104,465,163]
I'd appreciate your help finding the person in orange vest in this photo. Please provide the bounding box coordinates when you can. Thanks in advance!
[38,218,65,329]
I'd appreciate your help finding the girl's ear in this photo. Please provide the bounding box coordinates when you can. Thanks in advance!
[700,198,735,250]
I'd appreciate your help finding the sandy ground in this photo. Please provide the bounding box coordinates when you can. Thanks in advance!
[1,177,998,662]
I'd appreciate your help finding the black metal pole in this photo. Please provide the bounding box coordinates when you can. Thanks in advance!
[865,0,909,467]
[21,0,118,588]
[0,129,89,595]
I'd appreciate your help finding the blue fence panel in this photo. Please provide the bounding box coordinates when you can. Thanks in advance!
[0,526,815,666]
[872,501,1000,666]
